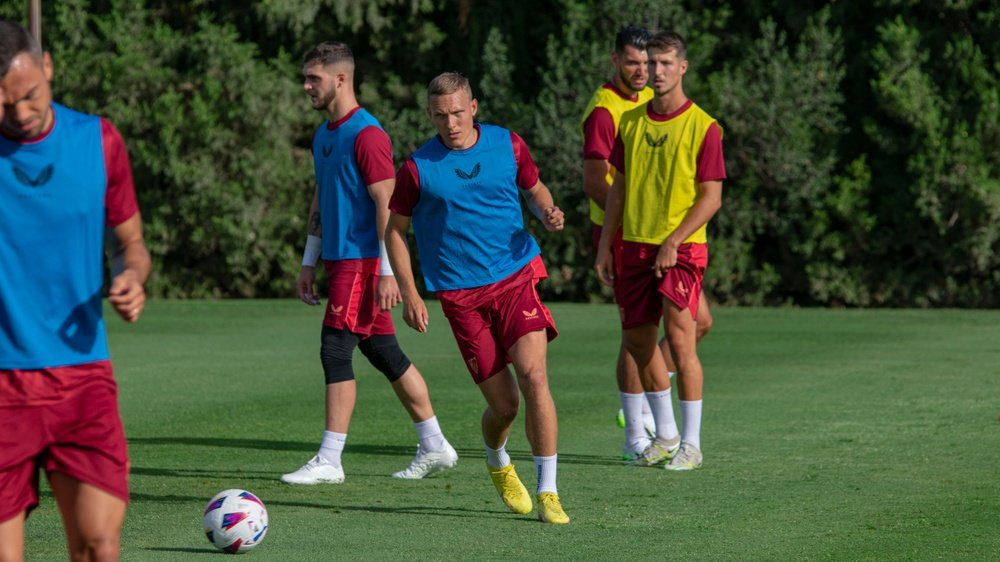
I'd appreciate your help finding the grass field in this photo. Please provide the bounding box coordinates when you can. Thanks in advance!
[21,301,1000,561]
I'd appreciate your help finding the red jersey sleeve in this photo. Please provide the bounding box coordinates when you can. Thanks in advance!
[509,132,540,190]
[581,107,616,160]
[608,134,625,173]
[389,159,421,216]
[355,126,396,185]
[100,118,139,227]
[696,122,727,182]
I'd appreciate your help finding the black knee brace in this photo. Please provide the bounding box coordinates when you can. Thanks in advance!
[358,334,411,383]
[320,326,361,384]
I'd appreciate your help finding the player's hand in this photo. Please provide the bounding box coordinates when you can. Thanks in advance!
[377,275,402,310]
[108,269,146,322]
[543,206,564,231]
[594,242,614,286]
[653,241,679,278]
[298,266,320,305]
[402,295,429,333]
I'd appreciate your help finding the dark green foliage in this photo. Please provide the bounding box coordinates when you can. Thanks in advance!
[2,0,995,305]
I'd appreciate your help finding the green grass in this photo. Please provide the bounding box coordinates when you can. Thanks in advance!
[22,302,1000,561]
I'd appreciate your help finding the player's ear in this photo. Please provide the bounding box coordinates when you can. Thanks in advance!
[42,52,53,81]
[470,98,478,117]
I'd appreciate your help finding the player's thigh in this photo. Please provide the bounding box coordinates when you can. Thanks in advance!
[507,329,548,380]
[663,299,698,355]
[622,322,661,362]
[48,472,126,547]
[0,511,25,562]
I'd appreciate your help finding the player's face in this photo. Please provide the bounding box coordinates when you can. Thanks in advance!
[427,90,478,150]
[302,62,340,112]
[648,48,687,97]
[0,52,54,140]
[612,45,648,94]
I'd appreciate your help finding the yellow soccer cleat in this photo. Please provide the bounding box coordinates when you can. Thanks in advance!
[536,492,570,524]
[486,463,532,515]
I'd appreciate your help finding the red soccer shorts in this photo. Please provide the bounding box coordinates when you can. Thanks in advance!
[614,241,708,329]
[529,254,548,283]
[323,258,395,337]
[592,223,625,278]
[438,263,558,383]
[0,361,130,523]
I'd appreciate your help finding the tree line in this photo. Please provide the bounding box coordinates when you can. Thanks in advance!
[1,0,996,306]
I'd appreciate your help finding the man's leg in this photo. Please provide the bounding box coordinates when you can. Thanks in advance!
[623,323,680,465]
[280,327,359,485]
[664,300,705,471]
[387,365,434,423]
[324,380,357,433]
[507,330,569,524]
[477,368,519,452]
[379,362,457,479]
[0,512,25,562]
[660,291,712,373]
[478,367,533,515]
[48,472,125,562]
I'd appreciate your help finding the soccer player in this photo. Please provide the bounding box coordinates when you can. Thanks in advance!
[385,72,570,524]
[595,31,726,471]
[0,20,151,562]
[581,25,714,462]
[281,42,457,485]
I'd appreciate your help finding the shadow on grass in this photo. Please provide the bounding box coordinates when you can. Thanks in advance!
[128,437,617,466]
[143,547,219,556]
[129,492,511,520]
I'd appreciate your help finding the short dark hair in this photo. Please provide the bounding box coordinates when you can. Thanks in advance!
[0,20,42,78]
[427,72,473,101]
[614,25,651,53]
[302,41,354,67]
[647,31,687,60]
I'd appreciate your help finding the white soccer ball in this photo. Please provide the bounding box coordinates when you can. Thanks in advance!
[202,489,269,554]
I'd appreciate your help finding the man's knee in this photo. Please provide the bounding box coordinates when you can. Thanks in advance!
[320,326,360,384]
[696,307,713,341]
[358,334,411,383]
[70,533,120,562]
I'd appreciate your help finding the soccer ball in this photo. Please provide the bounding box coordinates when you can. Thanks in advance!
[203,489,269,554]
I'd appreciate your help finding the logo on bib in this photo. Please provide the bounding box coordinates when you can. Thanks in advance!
[13,165,55,188]
[454,163,481,180]
[643,132,668,148]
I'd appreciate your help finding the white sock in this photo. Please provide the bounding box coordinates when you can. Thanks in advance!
[318,431,347,467]
[534,454,558,495]
[414,416,446,452]
[484,439,511,469]
[679,399,703,449]
[620,392,646,446]
[645,389,680,441]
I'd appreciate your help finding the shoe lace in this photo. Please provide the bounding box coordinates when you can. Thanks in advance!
[672,445,694,464]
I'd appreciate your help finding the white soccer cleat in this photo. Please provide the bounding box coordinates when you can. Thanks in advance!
[622,438,652,462]
[664,442,703,471]
[392,440,459,479]
[280,455,345,485]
